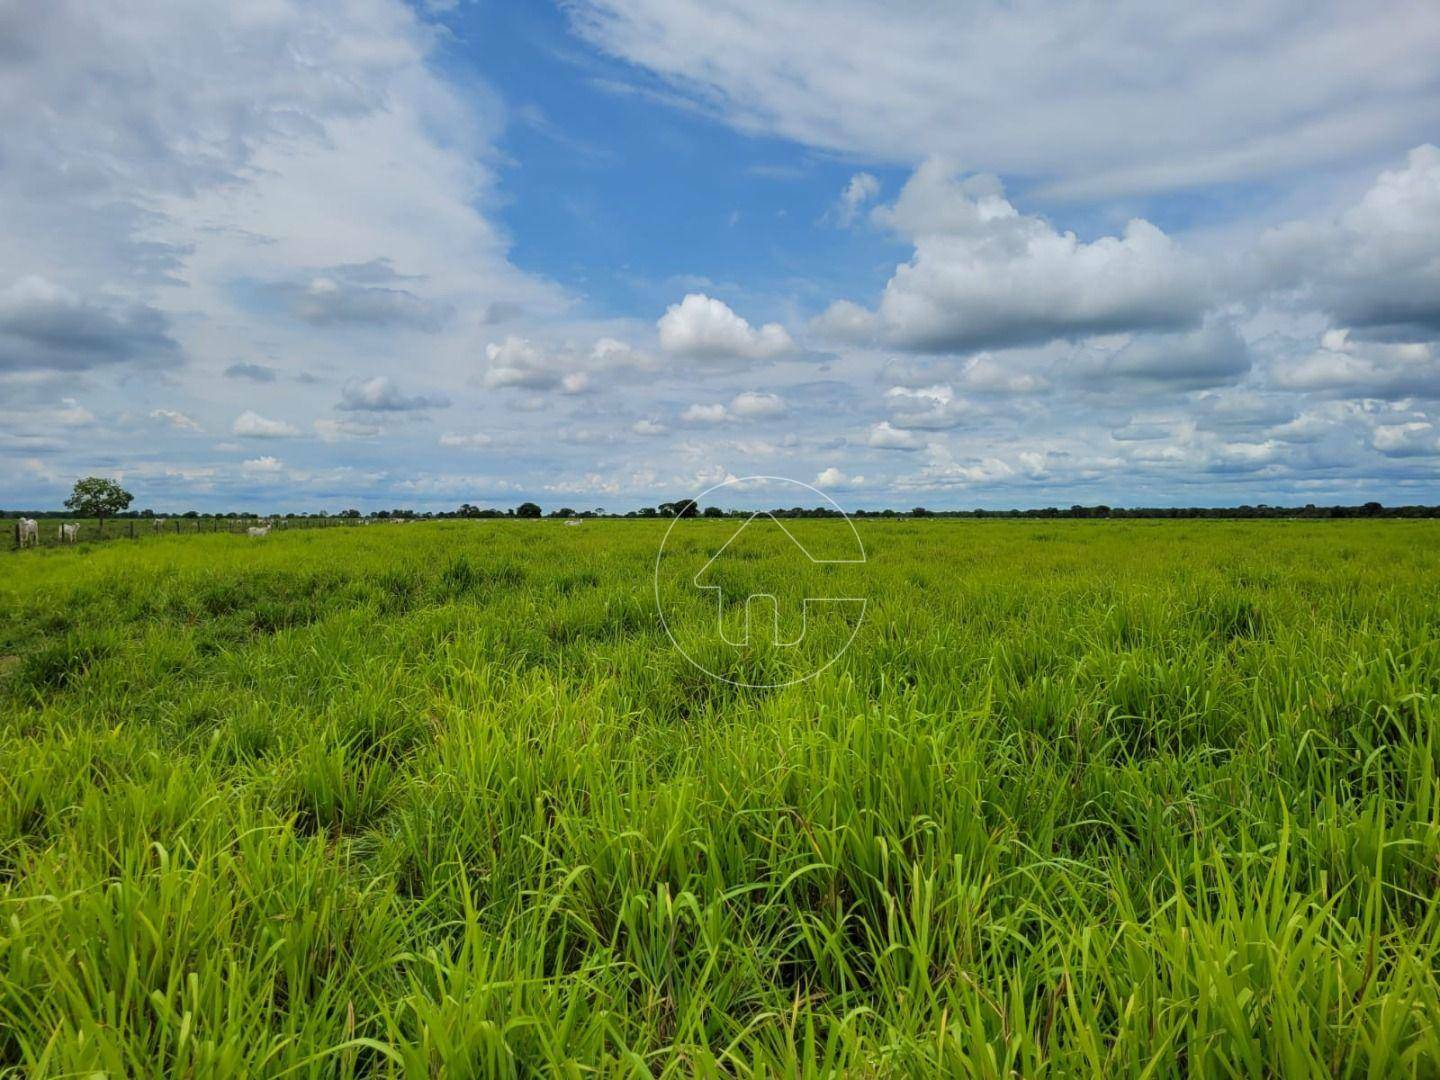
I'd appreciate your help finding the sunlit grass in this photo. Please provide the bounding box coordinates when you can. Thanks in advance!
[1,519,1438,1075]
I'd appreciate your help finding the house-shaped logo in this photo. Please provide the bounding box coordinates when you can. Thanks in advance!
[654,475,869,688]
[692,511,866,647]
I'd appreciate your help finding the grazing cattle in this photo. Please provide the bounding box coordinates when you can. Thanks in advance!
[18,518,38,548]
[58,523,79,543]
[154,518,167,531]
[247,525,271,537]
[564,519,582,526]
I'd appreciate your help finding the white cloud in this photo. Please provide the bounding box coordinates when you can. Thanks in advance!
[338,376,450,412]
[590,336,655,370]
[483,337,562,390]
[959,354,1048,395]
[852,162,1210,352]
[482,336,654,392]
[729,391,787,418]
[809,299,877,343]
[833,172,880,226]
[1272,329,1437,398]
[632,418,669,436]
[867,422,926,451]
[232,410,297,439]
[241,455,284,473]
[151,408,200,431]
[1260,144,1440,337]
[561,372,592,395]
[658,294,794,361]
[884,384,969,430]
[1372,422,1438,457]
[681,402,730,424]
[569,1,1440,198]
[815,466,863,490]
[902,444,1020,489]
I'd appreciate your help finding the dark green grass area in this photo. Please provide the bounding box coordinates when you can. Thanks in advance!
[1,520,1439,1075]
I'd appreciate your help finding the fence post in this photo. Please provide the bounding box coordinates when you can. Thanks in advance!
[129,520,134,539]
[12,521,17,550]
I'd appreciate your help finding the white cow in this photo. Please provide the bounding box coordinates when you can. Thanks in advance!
[18,518,38,548]
[154,518,168,531]
[58,523,79,543]
[564,519,582,526]
[247,524,271,537]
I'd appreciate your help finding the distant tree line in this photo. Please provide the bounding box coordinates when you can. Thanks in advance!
[9,493,1439,522]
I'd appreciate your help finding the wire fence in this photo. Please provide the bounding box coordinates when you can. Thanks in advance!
[6,516,366,552]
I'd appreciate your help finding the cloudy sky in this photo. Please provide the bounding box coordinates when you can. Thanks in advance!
[3,0,1439,512]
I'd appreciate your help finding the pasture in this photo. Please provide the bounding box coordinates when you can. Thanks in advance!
[7,515,356,551]
[1,519,1438,1075]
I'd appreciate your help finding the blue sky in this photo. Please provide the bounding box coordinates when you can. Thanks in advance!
[434,1,912,323]
[2,0,1439,512]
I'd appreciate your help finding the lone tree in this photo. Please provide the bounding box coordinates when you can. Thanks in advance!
[515,501,542,519]
[65,476,133,534]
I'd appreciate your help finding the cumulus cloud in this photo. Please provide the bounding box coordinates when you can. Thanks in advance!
[632,419,669,436]
[0,276,179,371]
[241,455,284,473]
[867,422,926,451]
[958,354,1048,395]
[338,376,450,412]
[815,466,864,490]
[1372,421,1438,457]
[151,408,201,431]
[884,384,970,430]
[901,444,1020,489]
[1272,329,1438,399]
[834,162,1211,353]
[482,336,652,392]
[232,410,298,438]
[808,299,877,343]
[1261,144,1440,338]
[681,403,730,424]
[483,337,562,390]
[658,294,794,361]
[676,392,788,425]
[729,391,787,418]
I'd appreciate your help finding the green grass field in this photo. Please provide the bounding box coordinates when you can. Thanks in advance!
[2,520,1439,1076]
